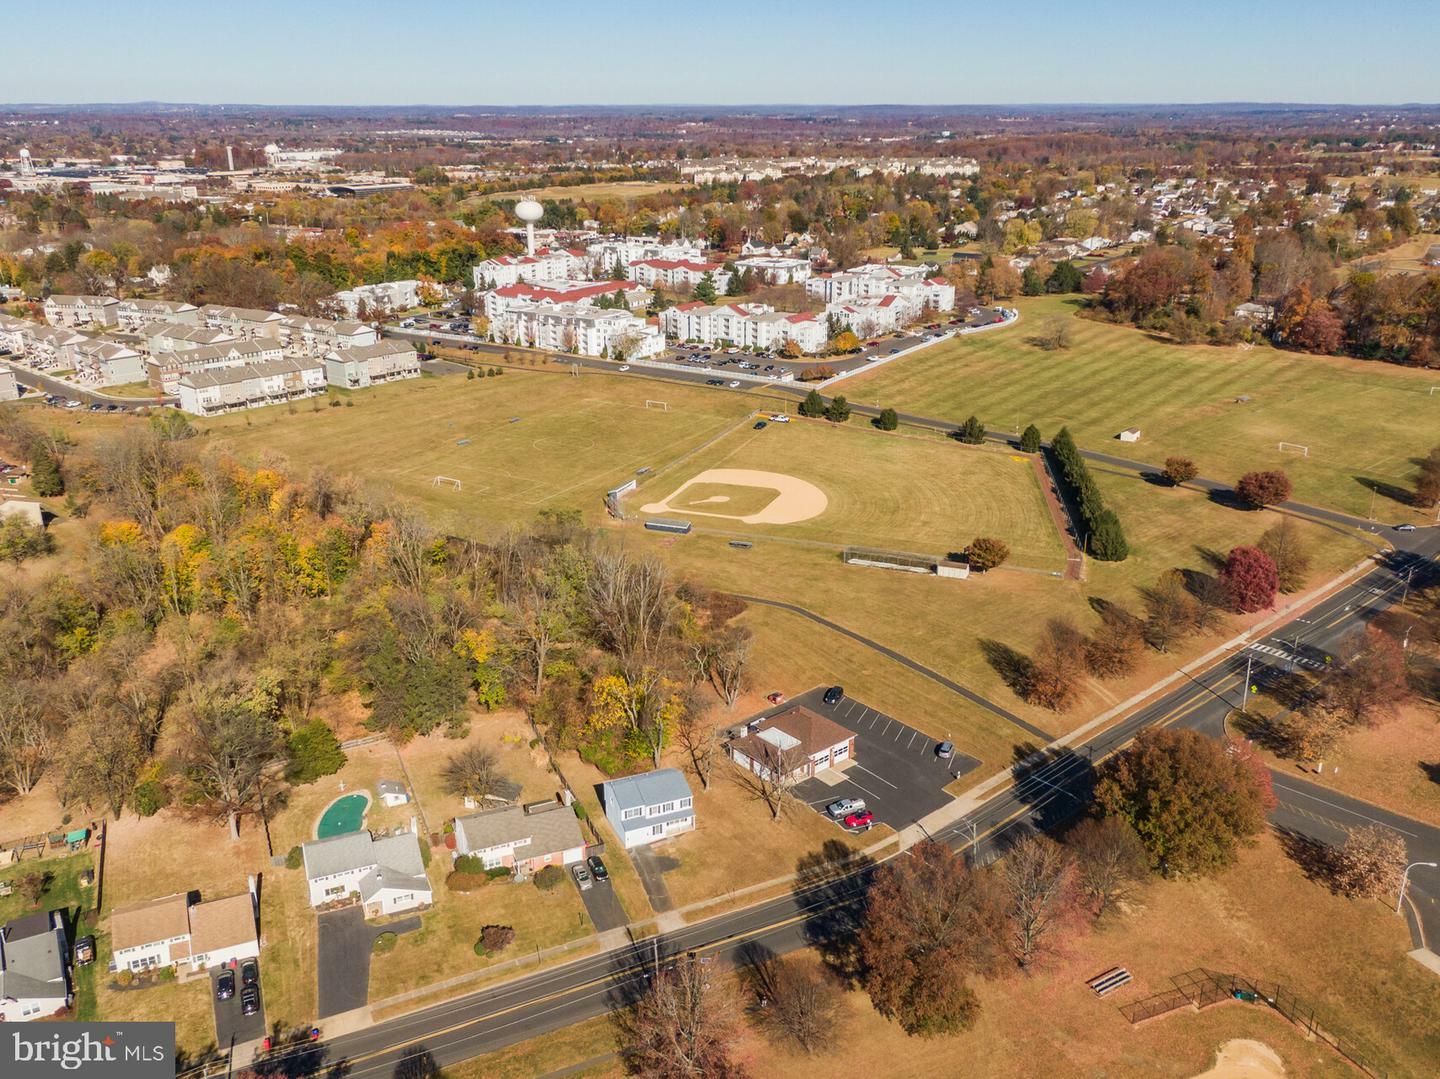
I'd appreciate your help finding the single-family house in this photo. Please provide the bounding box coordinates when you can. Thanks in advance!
[453,803,586,877]
[108,889,259,974]
[0,910,71,1021]
[1117,428,1142,443]
[727,706,856,783]
[301,831,432,916]
[601,768,695,850]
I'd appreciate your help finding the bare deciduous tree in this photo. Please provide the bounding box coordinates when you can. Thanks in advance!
[708,626,752,708]
[1330,825,1408,901]
[588,550,674,678]
[0,683,52,796]
[1066,816,1150,919]
[442,745,508,807]
[735,740,808,822]
[617,954,746,1079]
[1003,834,1082,968]
[675,702,721,792]
[754,956,845,1054]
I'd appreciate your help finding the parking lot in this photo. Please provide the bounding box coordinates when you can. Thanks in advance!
[211,961,266,1048]
[769,687,979,831]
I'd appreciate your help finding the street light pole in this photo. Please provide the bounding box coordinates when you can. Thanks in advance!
[1241,653,1254,713]
[1397,862,1438,915]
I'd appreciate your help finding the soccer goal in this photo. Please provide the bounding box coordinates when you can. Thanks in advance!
[1277,442,1310,457]
[431,475,462,491]
[644,400,671,411]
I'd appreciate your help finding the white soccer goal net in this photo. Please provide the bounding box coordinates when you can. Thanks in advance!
[431,475,462,490]
[644,400,670,411]
[1277,442,1309,457]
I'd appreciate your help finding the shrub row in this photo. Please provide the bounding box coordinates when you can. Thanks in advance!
[1049,427,1128,561]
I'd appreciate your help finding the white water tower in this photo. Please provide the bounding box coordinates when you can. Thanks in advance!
[515,198,544,256]
[18,148,34,177]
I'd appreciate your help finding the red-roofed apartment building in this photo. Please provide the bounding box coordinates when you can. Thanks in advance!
[626,258,732,293]
[481,279,648,319]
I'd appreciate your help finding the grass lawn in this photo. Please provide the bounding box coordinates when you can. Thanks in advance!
[204,370,754,534]
[845,294,1440,519]
[442,1015,620,1079]
[98,380,165,400]
[366,857,595,1001]
[91,958,217,1058]
[0,850,96,927]
[636,418,1067,571]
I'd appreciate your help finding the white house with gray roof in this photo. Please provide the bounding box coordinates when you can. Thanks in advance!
[601,768,695,850]
[301,831,432,916]
[0,910,70,1021]
[453,803,586,876]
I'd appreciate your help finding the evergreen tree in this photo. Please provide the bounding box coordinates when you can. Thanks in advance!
[692,272,718,304]
[1046,260,1084,294]
[1021,266,1045,296]
[1019,424,1042,453]
[1088,509,1129,562]
[29,446,64,497]
[799,389,826,418]
[824,395,851,423]
[875,407,899,431]
[956,415,986,444]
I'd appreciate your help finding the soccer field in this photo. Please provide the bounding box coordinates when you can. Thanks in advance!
[847,295,1440,518]
[634,419,1069,571]
[204,372,753,532]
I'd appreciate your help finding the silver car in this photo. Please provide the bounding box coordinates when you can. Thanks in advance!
[572,864,592,890]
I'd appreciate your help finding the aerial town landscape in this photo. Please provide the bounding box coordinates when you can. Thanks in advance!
[1,5,1439,1079]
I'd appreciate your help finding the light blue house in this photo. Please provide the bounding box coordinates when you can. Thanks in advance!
[601,768,696,850]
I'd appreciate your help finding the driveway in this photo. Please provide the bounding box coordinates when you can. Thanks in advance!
[775,687,978,831]
[575,867,630,931]
[317,907,421,1018]
[211,962,265,1048]
[629,845,677,913]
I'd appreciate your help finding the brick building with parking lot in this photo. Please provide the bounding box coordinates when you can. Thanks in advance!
[727,706,856,783]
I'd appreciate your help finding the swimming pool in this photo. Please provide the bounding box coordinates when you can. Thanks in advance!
[316,793,369,839]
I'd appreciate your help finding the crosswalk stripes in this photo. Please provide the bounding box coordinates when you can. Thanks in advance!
[1247,643,1323,671]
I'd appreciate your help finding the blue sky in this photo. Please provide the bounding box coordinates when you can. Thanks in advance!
[4,0,1437,105]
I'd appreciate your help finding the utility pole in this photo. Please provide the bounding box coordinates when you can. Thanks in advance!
[1240,653,1254,713]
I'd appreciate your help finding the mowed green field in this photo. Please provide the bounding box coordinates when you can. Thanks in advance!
[204,372,753,532]
[635,419,1068,570]
[847,295,1440,518]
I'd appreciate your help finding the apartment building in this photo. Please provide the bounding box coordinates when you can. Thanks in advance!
[805,263,953,309]
[661,301,826,353]
[488,300,666,360]
[43,294,119,329]
[472,248,589,289]
[200,304,286,340]
[147,338,284,393]
[323,340,420,388]
[114,298,200,333]
[626,258,731,293]
[136,321,238,356]
[588,237,706,273]
[279,315,378,356]
[331,279,422,318]
[63,338,146,386]
[176,356,326,416]
[733,255,812,284]
[480,279,648,320]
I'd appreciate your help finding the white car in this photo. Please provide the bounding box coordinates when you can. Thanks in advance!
[618,364,630,371]
[727,380,740,388]
[769,413,791,423]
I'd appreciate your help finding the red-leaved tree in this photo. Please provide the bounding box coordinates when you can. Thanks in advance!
[1235,470,1292,509]
[1221,546,1279,613]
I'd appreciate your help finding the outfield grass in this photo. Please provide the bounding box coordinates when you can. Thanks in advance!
[204,371,754,534]
[636,419,1068,570]
[846,295,1440,518]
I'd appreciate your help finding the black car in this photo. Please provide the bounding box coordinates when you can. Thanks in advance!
[240,985,260,1016]
[216,969,235,1000]
[752,420,767,430]
[586,855,610,883]
[822,685,844,706]
[240,958,258,987]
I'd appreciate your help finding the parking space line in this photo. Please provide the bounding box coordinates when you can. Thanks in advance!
[851,764,899,790]
[879,719,893,738]
[905,731,919,750]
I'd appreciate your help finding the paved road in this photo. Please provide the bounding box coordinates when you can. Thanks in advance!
[1,360,167,410]
[233,526,1438,1079]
